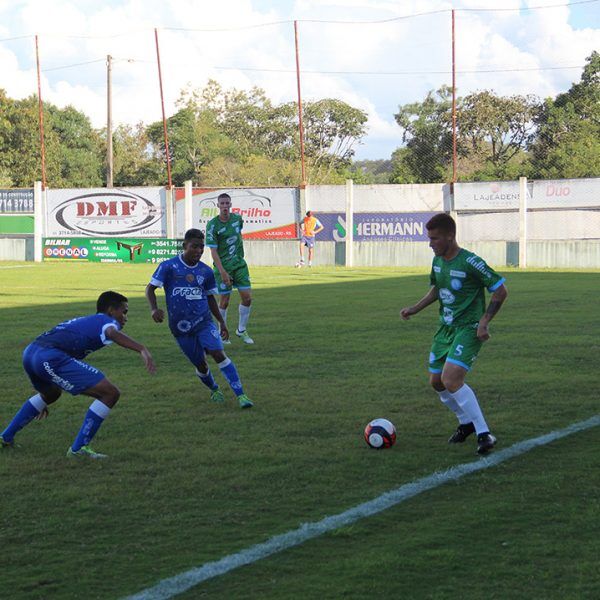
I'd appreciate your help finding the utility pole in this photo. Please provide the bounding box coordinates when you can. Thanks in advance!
[106,54,113,188]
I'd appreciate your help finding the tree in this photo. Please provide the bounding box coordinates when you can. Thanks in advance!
[456,91,539,179]
[392,86,453,183]
[47,104,103,187]
[112,123,163,186]
[530,51,600,178]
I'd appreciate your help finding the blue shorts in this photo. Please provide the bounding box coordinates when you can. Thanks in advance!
[23,342,105,396]
[175,319,224,366]
[301,235,315,248]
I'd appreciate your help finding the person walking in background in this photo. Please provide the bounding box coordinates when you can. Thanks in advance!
[296,211,324,268]
[400,213,508,455]
[205,193,254,345]
[0,291,156,459]
[146,228,253,409]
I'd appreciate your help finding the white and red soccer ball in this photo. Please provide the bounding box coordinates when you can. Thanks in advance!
[364,418,397,449]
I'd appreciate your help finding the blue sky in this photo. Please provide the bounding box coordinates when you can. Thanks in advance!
[1,0,598,160]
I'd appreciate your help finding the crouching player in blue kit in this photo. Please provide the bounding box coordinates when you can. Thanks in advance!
[145,228,253,409]
[0,291,156,459]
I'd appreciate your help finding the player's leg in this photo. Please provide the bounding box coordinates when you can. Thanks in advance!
[234,264,254,344]
[1,344,63,447]
[67,375,120,459]
[177,326,224,403]
[307,238,314,266]
[428,327,472,442]
[441,330,496,453]
[213,268,233,344]
[206,348,253,408]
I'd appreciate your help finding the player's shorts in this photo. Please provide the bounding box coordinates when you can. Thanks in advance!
[301,235,316,248]
[175,319,224,365]
[428,323,483,373]
[214,260,251,294]
[22,342,105,395]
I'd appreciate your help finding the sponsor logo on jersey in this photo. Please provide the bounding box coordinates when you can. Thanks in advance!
[450,278,463,290]
[196,276,205,285]
[442,307,454,325]
[450,270,466,278]
[438,288,456,304]
[186,274,195,283]
[172,287,204,300]
[433,266,441,273]
[466,255,491,277]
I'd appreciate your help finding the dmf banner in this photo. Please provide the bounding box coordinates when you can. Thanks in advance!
[45,188,166,237]
[42,238,181,263]
[317,212,437,242]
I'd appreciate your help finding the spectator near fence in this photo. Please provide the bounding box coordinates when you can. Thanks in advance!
[296,211,324,268]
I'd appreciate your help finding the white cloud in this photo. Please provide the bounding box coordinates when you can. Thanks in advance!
[0,0,598,159]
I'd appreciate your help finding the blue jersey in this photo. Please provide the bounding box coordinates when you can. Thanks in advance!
[33,314,121,359]
[150,255,218,337]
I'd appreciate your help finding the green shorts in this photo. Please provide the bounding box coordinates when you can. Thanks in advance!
[428,323,482,373]
[214,261,251,294]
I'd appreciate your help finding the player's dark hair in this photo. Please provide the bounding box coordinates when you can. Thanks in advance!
[426,213,456,236]
[97,291,128,313]
[184,228,204,242]
[217,193,231,201]
[306,211,312,217]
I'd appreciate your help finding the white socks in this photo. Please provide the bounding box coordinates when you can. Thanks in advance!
[238,304,251,332]
[451,384,489,434]
[437,390,469,424]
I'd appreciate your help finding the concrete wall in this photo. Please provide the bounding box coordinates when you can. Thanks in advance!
[0,237,33,261]
[526,240,600,268]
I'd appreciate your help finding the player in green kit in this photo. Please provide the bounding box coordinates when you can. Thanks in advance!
[205,193,254,345]
[401,213,508,454]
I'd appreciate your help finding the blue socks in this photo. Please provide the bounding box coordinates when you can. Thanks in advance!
[218,358,244,396]
[196,367,218,391]
[1,394,47,442]
[71,400,111,452]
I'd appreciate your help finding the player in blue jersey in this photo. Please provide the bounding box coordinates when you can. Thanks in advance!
[0,291,156,459]
[145,228,253,409]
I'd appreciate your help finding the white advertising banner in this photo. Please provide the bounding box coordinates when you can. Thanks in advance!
[454,181,521,210]
[308,184,447,212]
[46,187,166,237]
[530,178,600,208]
[175,187,298,239]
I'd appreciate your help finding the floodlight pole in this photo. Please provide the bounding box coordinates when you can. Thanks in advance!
[35,35,47,191]
[106,54,114,187]
[451,9,457,184]
[154,28,173,189]
[294,20,307,188]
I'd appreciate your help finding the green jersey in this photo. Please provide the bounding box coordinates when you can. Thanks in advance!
[205,213,245,271]
[429,248,505,327]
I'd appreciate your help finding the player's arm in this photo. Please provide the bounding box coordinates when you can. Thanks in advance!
[477,283,508,341]
[105,327,156,374]
[210,247,232,287]
[207,294,229,340]
[314,220,324,235]
[400,286,439,320]
[145,283,164,323]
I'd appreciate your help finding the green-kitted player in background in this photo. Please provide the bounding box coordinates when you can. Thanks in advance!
[205,193,254,345]
[401,213,508,455]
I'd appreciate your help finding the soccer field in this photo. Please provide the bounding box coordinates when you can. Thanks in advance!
[1,262,599,599]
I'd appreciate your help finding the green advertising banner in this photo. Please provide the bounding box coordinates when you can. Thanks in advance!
[42,238,182,263]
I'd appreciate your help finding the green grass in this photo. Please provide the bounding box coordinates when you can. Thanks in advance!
[0,262,599,599]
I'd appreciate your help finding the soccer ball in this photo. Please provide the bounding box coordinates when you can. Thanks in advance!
[364,418,397,449]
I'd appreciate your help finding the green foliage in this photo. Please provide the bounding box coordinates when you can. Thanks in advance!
[530,51,600,178]
[392,86,453,183]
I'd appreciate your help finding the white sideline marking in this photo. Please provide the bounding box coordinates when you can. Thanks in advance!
[0,265,35,269]
[125,414,600,600]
